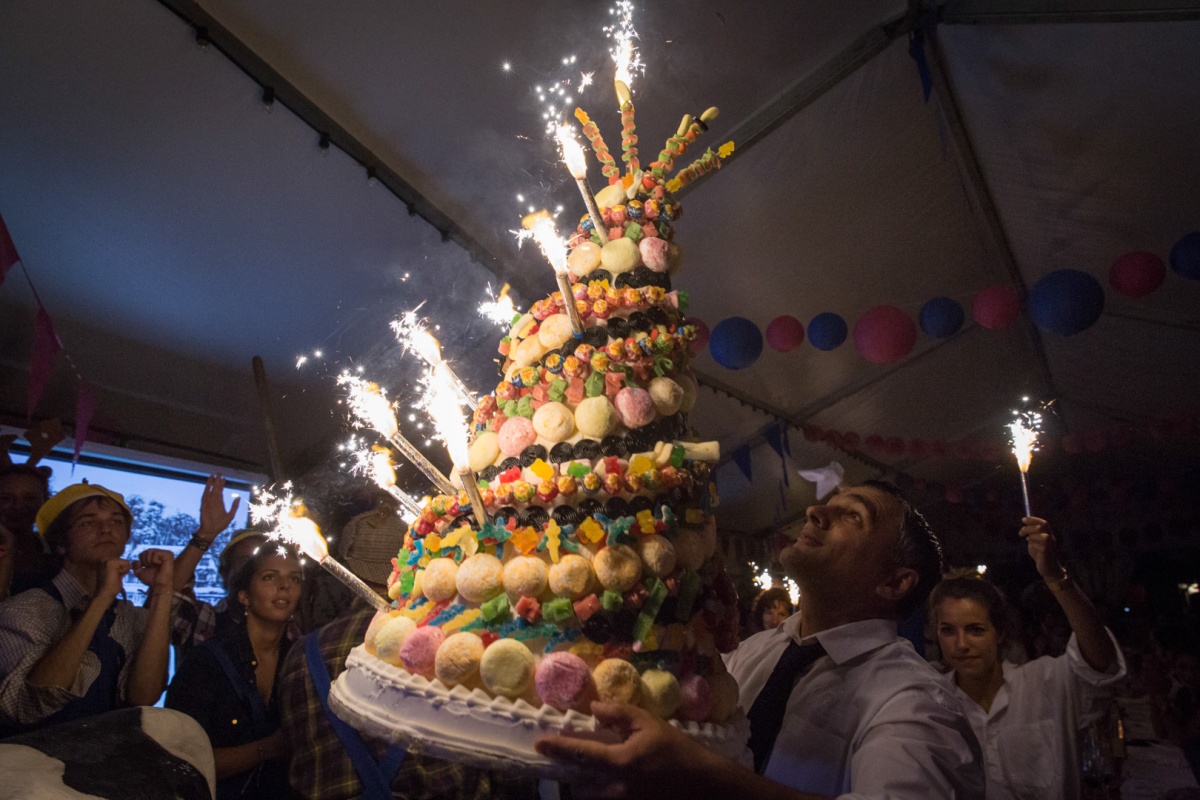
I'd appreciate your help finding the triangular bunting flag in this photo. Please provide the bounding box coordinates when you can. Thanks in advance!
[28,307,63,419]
[0,212,20,286]
[731,445,753,483]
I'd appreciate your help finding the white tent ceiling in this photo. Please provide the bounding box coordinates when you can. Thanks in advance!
[2,1,1198,537]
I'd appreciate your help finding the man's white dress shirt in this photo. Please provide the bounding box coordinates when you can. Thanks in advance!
[942,631,1127,800]
[725,615,985,799]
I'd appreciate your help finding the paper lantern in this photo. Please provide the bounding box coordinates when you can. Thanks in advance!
[689,317,710,354]
[1170,232,1200,280]
[929,440,948,459]
[853,306,916,365]
[765,315,805,352]
[1028,269,1104,336]
[919,296,965,339]
[807,312,847,351]
[841,432,860,452]
[908,439,929,459]
[972,285,1021,330]
[708,317,762,370]
[1109,251,1165,297]
[864,434,885,454]
[802,425,824,443]
[945,485,964,504]
[884,437,906,459]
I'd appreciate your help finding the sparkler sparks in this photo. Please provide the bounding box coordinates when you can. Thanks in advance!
[604,1,642,89]
[750,561,802,607]
[515,211,568,275]
[391,311,478,410]
[1008,406,1043,516]
[478,283,518,327]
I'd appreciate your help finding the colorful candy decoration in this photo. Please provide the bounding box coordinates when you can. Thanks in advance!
[1027,269,1105,336]
[574,108,620,183]
[764,315,805,352]
[853,305,916,365]
[708,316,763,370]
[972,285,1021,330]
[1169,232,1200,280]
[918,296,964,339]
[807,312,848,351]
[1109,251,1166,297]
[688,317,710,354]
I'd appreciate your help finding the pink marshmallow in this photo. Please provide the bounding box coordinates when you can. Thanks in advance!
[639,237,671,273]
[498,416,537,457]
[535,652,594,712]
[678,674,714,722]
[399,626,445,679]
[614,387,656,429]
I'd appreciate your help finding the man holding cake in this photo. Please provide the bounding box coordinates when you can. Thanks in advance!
[537,481,985,799]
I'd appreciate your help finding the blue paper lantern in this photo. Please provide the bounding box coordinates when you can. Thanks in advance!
[1028,269,1105,336]
[807,312,847,351]
[708,317,763,370]
[919,296,965,339]
[1170,232,1200,280]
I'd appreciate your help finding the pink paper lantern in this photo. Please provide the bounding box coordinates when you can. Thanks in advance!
[973,286,1021,330]
[841,431,860,451]
[908,439,929,460]
[765,315,806,353]
[945,485,964,504]
[885,436,906,459]
[853,306,917,365]
[1109,251,1165,298]
[689,318,710,354]
[865,434,886,455]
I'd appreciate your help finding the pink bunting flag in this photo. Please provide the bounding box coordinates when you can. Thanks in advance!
[74,383,96,463]
[28,307,63,419]
[0,212,21,287]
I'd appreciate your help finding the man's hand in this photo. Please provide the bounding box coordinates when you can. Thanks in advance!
[132,548,175,594]
[197,473,240,541]
[536,702,714,798]
[1019,516,1064,580]
[96,558,133,603]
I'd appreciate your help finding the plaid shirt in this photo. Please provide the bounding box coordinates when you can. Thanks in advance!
[278,601,538,800]
[0,569,191,727]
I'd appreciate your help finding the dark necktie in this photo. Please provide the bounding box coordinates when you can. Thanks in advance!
[746,639,826,773]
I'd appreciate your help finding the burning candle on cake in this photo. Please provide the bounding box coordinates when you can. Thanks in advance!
[1008,408,1042,517]
[556,123,607,236]
[339,373,459,497]
[251,486,391,614]
[364,446,422,523]
[281,509,391,614]
[392,312,478,411]
[419,361,489,527]
[518,211,585,337]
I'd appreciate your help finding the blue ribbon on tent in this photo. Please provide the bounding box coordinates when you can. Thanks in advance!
[731,445,753,483]
[763,422,791,486]
[908,27,933,104]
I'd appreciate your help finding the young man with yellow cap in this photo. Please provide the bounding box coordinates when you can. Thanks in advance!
[0,483,184,735]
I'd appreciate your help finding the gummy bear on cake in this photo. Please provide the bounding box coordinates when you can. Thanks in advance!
[329,62,744,778]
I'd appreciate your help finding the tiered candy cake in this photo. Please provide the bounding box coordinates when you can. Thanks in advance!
[330,91,745,776]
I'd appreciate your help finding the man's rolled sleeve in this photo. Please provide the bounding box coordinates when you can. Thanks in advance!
[0,597,88,725]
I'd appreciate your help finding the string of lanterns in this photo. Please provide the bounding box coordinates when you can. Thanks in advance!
[691,236,1200,370]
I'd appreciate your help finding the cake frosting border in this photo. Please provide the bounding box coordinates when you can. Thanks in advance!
[330,645,750,778]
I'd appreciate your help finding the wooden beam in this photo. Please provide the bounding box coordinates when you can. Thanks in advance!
[942,0,1200,24]
[153,0,541,302]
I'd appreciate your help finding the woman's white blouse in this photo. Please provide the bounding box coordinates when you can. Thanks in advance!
[943,631,1127,800]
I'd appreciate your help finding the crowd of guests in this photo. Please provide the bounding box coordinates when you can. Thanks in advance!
[1,460,1197,799]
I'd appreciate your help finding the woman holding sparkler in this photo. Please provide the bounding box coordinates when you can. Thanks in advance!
[930,517,1126,799]
[167,543,302,800]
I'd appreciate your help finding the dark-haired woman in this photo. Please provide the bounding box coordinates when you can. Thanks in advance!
[751,586,794,633]
[931,516,1126,800]
[167,544,302,800]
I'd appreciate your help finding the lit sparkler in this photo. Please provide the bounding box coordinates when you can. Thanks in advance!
[556,123,607,235]
[517,210,585,336]
[605,0,641,90]
[478,283,518,327]
[251,486,390,614]
[357,446,422,523]
[1008,407,1042,517]
[391,311,478,411]
[416,349,489,527]
[338,373,457,497]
